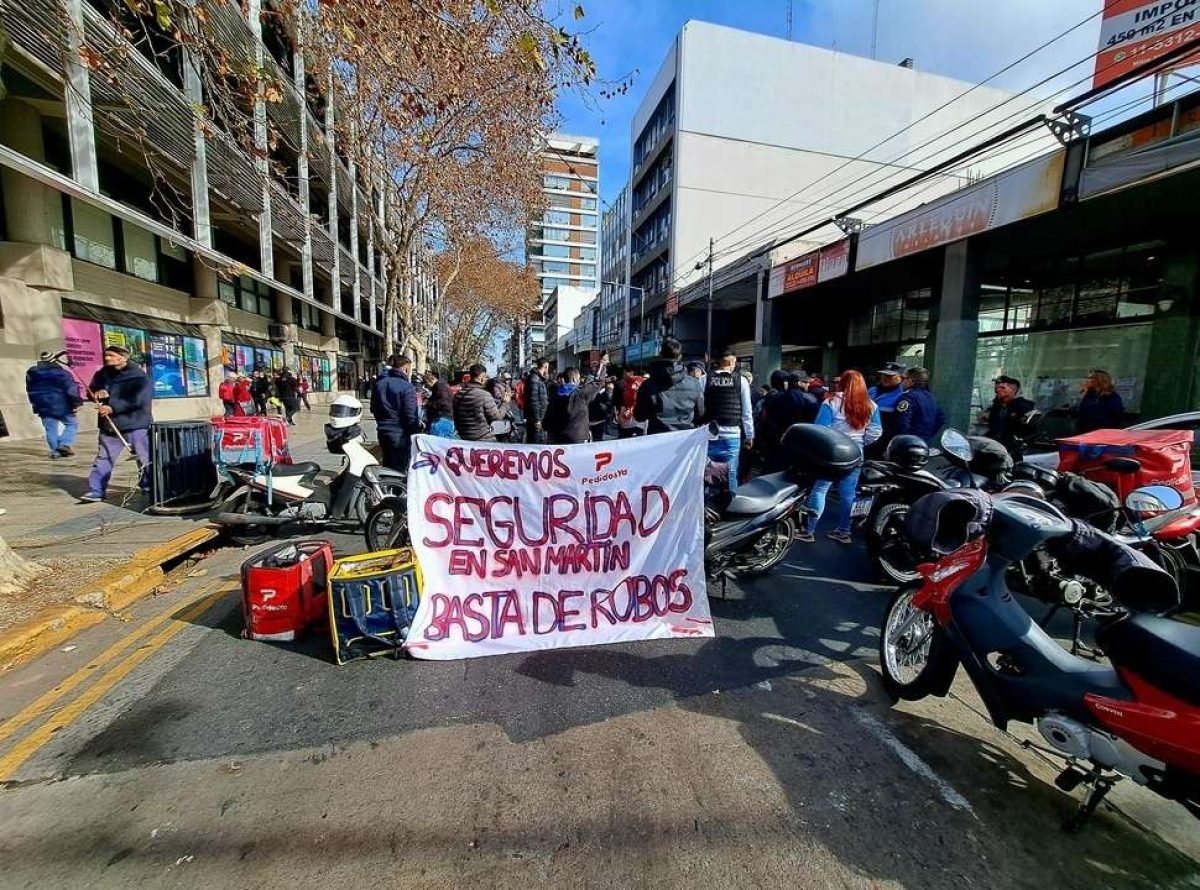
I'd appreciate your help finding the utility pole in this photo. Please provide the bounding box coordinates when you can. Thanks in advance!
[704,237,714,360]
[786,0,792,40]
[871,0,880,59]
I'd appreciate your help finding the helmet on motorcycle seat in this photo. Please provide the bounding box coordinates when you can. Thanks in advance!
[328,394,363,429]
[884,434,929,470]
[1012,461,1059,494]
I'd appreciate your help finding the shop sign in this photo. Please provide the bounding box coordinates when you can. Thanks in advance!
[61,318,104,395]
[768,239,849,298]
[1094,0,1200,90]
[856,150,1066,271]
[818,240,850,282]
[664,292,680,317]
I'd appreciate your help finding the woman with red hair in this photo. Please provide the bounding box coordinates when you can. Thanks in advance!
[797,369,881,544]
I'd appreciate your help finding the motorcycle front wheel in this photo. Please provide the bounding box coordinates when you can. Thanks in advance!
[218,489,276,547]
[738,517,796,575]
[868,499,922,584]
[879,584,958,702]
[364,496,411,552]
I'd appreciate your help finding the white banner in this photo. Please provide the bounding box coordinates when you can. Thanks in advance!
[403,429,714,660]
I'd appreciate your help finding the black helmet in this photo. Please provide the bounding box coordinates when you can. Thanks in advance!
[1012,461,1059,494]
[885,434,930,470]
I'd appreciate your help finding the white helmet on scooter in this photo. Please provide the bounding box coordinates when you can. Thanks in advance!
[328,394,363,429]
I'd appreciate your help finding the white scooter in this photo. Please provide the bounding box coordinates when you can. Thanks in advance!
[216,395,407,545]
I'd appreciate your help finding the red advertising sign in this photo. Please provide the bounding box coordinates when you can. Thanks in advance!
[664,291,679,317]
[1094,0,1200,89]
[783,253,818,292]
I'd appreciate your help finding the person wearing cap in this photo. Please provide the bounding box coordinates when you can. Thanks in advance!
[869,361,907,449]
[893,367,945,444]
[983,375,1037,459]
[81,344,153,502]
[25,350,83,460]
[703,349,754,489]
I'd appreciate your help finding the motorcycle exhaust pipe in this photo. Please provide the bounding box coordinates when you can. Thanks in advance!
[216,512,292,527]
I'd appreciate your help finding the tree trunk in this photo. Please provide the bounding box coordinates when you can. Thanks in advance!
[0,536,43,595]
[383,271,399,357]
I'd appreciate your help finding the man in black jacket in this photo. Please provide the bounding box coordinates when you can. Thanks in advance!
[523,358,550,443]
[454,364,504,441]
[371,354,420,471]
[544,358,609,444]
[634,339,705,434]
[81,345,153,502]
[422,368,456,437]
[274,368,300,426]
[250,370,272,416]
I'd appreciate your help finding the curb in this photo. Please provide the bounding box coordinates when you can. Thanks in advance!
[0,525,221,672]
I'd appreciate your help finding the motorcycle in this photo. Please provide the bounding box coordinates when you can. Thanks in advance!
[879,486,1200,831]
[862,429,1011,583]
[217,396,406,546]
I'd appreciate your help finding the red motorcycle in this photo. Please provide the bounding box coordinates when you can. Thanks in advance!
[879,487,1200,831]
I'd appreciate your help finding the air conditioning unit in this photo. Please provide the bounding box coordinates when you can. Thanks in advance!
[268,323,289,343]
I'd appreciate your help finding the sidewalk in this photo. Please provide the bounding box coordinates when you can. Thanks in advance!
[0,409,337,636]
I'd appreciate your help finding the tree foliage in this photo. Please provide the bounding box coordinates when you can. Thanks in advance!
[78,0,610,360]
[434,237,540,371]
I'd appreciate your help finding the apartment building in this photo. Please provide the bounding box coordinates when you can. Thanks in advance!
[598,183,630,353]
[0,0,438,438]
[625,21,1036,349]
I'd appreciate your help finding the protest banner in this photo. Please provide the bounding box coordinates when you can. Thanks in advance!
[404,428,713,659]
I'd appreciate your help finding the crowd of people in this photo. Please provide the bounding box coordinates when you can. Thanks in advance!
[216,369,313,425]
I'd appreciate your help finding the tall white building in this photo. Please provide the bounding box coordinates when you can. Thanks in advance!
[626,21,1043,345]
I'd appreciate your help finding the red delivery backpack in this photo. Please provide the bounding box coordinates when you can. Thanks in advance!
[241,541,334,641]
[619,373,645,425]
[211,415,292,468]
[1057,428,1196,505]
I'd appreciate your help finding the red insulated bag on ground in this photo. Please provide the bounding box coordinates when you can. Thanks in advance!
[211,415,292,467]
[241,541,334,641]
[1057,428,1196,505]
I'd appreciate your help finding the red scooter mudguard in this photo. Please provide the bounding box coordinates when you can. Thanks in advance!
[1085,670,1200,774]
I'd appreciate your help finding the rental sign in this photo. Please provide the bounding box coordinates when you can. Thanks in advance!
[403,429,714,659]
[1094,1,1200,90]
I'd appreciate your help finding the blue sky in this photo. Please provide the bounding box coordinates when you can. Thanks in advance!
[556,0,1106,209]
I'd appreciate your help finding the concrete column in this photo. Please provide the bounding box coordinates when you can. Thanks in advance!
[192,259,230,408]
[821,346,841,380]
[326,69,341,313]
[274,289,297,369]
[1142,248,1200,418]
[348,123,361,310]
[247,0,273,278]
[63,0,99,192]
[293,13,313,300]
[751,268,782,383]
[930,240,981,431]
[183,42,211,247]
[0,101,55,245]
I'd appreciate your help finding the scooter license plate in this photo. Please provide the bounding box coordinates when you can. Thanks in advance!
[850,496,873,518]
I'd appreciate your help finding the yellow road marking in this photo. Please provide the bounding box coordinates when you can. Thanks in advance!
[0,587,231,782]
[0,581,225,747]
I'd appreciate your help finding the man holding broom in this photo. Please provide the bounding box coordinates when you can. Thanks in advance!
[79,344,153,503]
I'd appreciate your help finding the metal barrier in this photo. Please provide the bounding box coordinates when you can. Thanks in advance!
[148,420,217,511]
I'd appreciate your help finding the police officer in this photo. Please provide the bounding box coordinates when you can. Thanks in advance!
[703,349,754,489]
[869,361,907,447]
[983,375,1037,460]
[893,366,946,443]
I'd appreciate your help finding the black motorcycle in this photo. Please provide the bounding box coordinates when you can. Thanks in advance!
[861,429,1012,583]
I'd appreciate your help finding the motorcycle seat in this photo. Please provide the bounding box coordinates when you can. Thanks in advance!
[725,472,799,515]
[1097,613,1200,707]
[271,461,321,478]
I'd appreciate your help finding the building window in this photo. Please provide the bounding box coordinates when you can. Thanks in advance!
[71,199,117,269]
[544,210,572,226]
[540,261,570,274]
[123,222,159,283]
[544,174,571,190]
[846,289,932,347]
[539,244,571,259]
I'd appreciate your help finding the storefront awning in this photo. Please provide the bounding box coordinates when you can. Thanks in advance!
[61,299,204,339]
[1080,128,1200,201]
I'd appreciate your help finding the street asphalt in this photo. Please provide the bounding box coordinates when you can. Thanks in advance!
[0,481,1198,886]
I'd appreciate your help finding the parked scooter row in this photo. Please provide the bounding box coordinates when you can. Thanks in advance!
[216,395,407,546]
[879,486,1200,831]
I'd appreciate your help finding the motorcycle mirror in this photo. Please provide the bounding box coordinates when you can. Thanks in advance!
[1125,484,1185,514]
[940,429,973,463]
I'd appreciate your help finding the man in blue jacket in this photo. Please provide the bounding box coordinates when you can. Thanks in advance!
[371,354,420,472]
[893,366,946,444]
[82,344,153,502]
[26,350,83,460]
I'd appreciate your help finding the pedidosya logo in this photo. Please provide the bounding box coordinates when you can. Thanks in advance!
[583,450,628,486]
